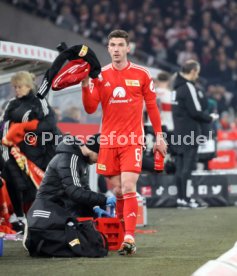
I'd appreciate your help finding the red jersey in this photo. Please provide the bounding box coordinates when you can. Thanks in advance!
[82,61,162,148]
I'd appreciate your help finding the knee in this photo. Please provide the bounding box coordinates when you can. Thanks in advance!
[122,181,136,194]
[113,186,122,196]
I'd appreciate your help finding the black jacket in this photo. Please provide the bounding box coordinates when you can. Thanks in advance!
[172,73,212,153]
[3,92,45,122]
[1,92,59,169]
[36,140,106,217]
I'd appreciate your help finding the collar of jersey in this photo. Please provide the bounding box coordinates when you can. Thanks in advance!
[112,61,130,71]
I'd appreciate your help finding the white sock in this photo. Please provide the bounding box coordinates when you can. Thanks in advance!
[124,234,134,242]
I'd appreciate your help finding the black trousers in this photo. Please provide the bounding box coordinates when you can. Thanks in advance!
[175,147,198,200]
[4,158,36,217]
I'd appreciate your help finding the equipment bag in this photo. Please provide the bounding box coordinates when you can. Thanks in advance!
[25,199,108,257]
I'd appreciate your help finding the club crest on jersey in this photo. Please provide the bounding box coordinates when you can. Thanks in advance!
[78,45,88,57]
[125,79,140,86]
[98,163,106,171]
[149,80,156,93]
[113,87,126,98]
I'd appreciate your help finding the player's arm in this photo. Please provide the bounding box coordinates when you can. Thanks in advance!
[81,76,100,114]
[143,74,167,156]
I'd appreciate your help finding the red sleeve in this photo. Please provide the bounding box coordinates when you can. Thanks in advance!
[143,74,162,134]
[82,79,101,114]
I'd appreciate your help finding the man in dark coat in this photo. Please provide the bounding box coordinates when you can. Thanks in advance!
[24,134,116,257]
[172,60,219,208]
[32,134,115,218]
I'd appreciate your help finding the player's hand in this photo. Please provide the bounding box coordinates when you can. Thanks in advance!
[93,206,112,218]
[210,113,219,121]
[153,133,167,157]
[106,196,116,208]
[81,76,90,87]
[2,137,13,147]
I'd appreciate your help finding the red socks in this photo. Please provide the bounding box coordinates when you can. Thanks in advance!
[116,195,125,230]
[123,192,138,238]
[116,195,124,220]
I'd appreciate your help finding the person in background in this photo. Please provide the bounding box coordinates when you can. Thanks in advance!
[0,71,59,232]
[61,106,81,123]
[82,29,167,255]
[172,60,219,209]
[53,106,63,122]
[155,71,175,154]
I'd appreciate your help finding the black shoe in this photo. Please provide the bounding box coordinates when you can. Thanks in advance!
[11,219,25,234]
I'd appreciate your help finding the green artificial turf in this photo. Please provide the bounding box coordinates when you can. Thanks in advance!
[1,207,237,276]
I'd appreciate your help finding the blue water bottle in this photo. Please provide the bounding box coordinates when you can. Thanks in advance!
[0,232,4,257]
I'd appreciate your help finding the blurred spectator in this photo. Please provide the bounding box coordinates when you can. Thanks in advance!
[61,106,81,123]
[7,0,237,92]
[207,85,229,115]
[155,71,174,132]
[53,106,63,122]
[177,40,198,66]
[56,4,78,32]
[219,111,231,130]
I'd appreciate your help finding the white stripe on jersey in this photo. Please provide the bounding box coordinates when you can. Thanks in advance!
[70,155,81,187]
[186,82,202,111]
[38,79,48,95]
[102,64,112,71]
[130,63,152,78]
[40,99,49,116]
[22,110,32,122]
[2,121,10,161]
[0,97,16,121]
[33,210,51,218]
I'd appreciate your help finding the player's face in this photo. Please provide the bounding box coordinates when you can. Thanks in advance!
[13,82,31,98]
[108,37,130,63]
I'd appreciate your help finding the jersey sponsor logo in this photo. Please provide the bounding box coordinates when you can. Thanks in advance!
[149,80,156,93]
[98,163,106,171]
[109,86,132,104]
[113,87,126,98]
[134,162,141,168]
[127,212,136,218]
[125,79,140,86]
[109,98,132,104]
[78,45,88,57]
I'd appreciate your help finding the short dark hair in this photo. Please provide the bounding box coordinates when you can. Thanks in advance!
[181,60,200,74]
[157,71,170,82]
[85,133,100,153]
[108,30,129,44]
